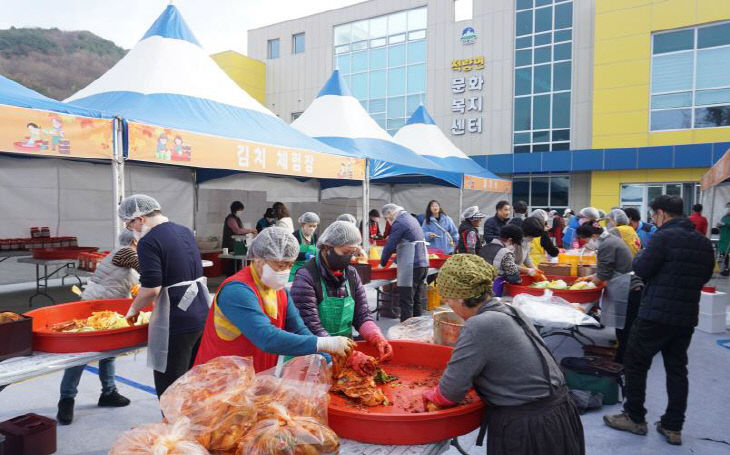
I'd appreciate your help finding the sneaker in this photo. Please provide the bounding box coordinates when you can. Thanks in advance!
[57,397,74,425]
[603,412,648,435]
[98,390,131,407]
[656,422,682,445]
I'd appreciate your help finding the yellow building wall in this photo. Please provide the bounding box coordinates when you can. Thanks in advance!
[590,168,706,210]
[211,51,266,105]
[593,0,730,148]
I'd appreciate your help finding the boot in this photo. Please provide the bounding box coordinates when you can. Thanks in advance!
[603,412,648,435]
[98,390,131,407]
[656,422,682,445]
[57,397,74,425]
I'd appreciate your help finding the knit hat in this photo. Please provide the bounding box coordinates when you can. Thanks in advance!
[436,254,497,300]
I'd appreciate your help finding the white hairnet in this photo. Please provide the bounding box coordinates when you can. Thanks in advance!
[462,206,486,220]
[381,204,405,218]
[298,212,320,225]
[529,209,549,224]
[578,207,601,221]
[247,227,299,261]
[336,213,357,224]
[118,230,136,246]
[318,220,362,247]
[118,194,161,221]
[598,209,607,220]
[609,208,629,226]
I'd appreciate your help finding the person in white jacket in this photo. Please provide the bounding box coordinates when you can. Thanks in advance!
[273,201,295,233]
[56,231,140,425]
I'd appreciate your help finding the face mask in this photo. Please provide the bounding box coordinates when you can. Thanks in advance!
[140,223,152,237]
[326,248,353,271]
[302,227,316,237]
[235,210,244,219]
[585,239,600,250]
[261,264,290,289]
[132,230,143,241]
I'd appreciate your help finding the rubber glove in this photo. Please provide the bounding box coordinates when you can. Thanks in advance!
[317,336,355,357]
[124,305,140,325]
[422,386,456,410]
[534,270,547,282]
[358,320,393,362]
[346,350,377,376]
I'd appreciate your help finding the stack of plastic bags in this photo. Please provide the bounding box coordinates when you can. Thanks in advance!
[108,355,339,455]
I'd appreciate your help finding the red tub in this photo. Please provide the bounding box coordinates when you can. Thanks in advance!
[428,252,451,269]
[370,266,397,281]
[24,299,149,353]
[328,341,484,445]
[31,246,98,260]
[504,275,604,303]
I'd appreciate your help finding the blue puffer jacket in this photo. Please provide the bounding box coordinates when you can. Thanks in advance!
[633,217,715,327]
[562,215,580,248]
[381,212,428,268]
[422,214,458,254]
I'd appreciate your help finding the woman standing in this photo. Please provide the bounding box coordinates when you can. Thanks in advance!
[256,208,276,233]
[273,201,294,233]
[290,212,320,280]
[291,221,393,366]
[606,209,642,257]
[456,206,486,254]
[194,227,353,371]
[423,255,584,455]
[222,201,256,275]
[421,200,458,254]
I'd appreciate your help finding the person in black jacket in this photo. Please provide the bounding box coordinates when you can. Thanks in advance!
[604,196,715,446]
[457,206,487,254]
[483,200,511,243]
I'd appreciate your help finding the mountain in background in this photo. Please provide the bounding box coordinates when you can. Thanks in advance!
[0,27,125,100]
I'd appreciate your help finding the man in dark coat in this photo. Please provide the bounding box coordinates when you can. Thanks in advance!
[483,200,511,243]
[604,196,715,446]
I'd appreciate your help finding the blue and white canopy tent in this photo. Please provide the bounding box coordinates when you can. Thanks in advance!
[393,105,511,214]
[65,5,366,241]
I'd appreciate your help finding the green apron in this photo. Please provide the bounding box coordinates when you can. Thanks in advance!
[289,232,318,282]
[317,257,356,338]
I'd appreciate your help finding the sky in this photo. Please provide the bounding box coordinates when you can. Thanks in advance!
[0,0,364,53]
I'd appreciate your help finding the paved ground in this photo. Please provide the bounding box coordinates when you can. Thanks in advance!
[1,275,728,454]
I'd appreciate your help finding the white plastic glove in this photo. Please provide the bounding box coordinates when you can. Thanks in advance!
[527,268,537,277]
[317,336,355,357]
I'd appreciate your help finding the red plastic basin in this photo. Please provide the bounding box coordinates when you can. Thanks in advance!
[370,266,397,281]
[24,299,149,353]
[504,275,605,303]
[31,246,98,260]
[428,253,451,269]
[328,340,484,445]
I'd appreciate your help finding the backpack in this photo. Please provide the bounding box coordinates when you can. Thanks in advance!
[560,356,624,405]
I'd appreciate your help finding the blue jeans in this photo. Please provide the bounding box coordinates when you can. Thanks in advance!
[60,357,117,399]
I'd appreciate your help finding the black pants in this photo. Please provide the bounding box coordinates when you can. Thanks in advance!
[623,318,694,431]
[153,329,203,398]
[614,288,642,364]
[398,267,428,322]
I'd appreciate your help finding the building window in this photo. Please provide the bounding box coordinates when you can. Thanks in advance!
[333,7,427,135]
[454,0,473,22]
[290,112,303,122]
[292,33,305,54]
[512,175,570,212]
[620,182,698,221]
[513,0,573,153]
[267,38,279,59]
[650,22,730,131]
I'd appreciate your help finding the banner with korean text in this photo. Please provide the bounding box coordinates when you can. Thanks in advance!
[127,122,365,181]
[0,104,113,159]
[463,174,512,193]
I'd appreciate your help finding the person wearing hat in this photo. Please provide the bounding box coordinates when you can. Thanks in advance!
[456,206,487,254]
[516,217,549,281]
[121,195,211,398]
[291,221,393,372]
[478,224,524,288]
[256,208,276,233]
[194,227,354,372]
[526,210,559,267]
[423,255,584,455]
[290,211,320,281]
[380,203,429,322]
[606,208,642,257]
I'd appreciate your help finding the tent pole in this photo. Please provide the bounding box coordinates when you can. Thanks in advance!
[459,186,464,217]
[362,159,370,251]
[192,169,199,236]
[111,117,125,249]
[709,186,717,238]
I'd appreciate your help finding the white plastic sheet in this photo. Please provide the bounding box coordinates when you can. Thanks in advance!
[512,291,600,329]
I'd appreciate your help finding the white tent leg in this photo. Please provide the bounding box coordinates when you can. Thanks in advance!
[709,186,717,238]
[111,118,125,248]
[192,169,198,237]
[459,187,464,217]
[362,160,370,251]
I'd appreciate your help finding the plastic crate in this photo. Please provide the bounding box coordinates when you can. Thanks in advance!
[0,413,56,455]
[0,315,32,362]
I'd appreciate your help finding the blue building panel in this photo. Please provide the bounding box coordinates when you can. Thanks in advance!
[674,143,712,168]
[541,150,572,172]
[513,153,542,173]
[487,154,513,174]
[638,146,673,169]
[571,149,604,171]
[712,142,730,163]
[604,148,637,169]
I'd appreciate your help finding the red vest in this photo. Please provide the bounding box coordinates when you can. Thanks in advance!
[194,266,287,372]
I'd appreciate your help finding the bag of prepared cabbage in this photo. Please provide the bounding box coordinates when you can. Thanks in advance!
[235,404,339,455]
[255,355,332,424]
[108,418,209,455]
[512,291,600,329]
[159,356,257,453]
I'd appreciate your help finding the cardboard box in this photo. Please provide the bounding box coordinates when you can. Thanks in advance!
[538,263,572,276]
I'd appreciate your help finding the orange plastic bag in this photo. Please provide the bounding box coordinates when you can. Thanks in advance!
[159,356,257,453]
[108,418,209,455]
